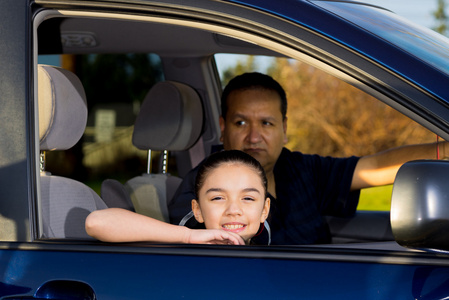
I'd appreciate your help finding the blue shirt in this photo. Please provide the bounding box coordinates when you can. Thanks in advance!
[169,147,360,245]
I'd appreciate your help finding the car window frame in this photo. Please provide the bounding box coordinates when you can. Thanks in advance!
[29,2,449,262]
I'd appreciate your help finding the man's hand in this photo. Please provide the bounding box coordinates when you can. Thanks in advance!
[186,229,246,245]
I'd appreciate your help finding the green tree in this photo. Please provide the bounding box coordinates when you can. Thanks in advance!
[221,56,435,158]
[433,0,448,35]
[220,55,257,86]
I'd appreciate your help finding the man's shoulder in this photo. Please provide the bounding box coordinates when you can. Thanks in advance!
[276,148,360,173]
[280,147,317,158]
[280,147,360,162]
[278,147,311,163]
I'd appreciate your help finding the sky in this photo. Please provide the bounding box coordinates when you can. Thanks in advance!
[355,0,439,28]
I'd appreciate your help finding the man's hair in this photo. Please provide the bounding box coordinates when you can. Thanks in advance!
[221,72,287,120]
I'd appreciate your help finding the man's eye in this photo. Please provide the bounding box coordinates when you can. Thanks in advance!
[211,196,224,201]
[262,121,273,126]
[235,120,246,126]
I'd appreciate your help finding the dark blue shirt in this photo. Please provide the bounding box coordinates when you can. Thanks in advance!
[169,147,360,245]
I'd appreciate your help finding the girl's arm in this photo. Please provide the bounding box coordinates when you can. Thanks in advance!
[85,208,244,245]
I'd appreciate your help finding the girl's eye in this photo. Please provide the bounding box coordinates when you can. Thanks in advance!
[211,196,224,201]
[242,197,255,201]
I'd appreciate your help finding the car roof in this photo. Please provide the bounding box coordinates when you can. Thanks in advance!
[38,17,279,57]
[38,0,449,94]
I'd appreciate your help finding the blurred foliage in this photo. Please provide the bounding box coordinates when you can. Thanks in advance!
[45,54,164,181]
[77,54,164,110]
[221,56,435,158]
[220,55,257,85]
[433,0,448,35]
[358,185,392,211]
[271,58,435,157]
[220,56,436,210]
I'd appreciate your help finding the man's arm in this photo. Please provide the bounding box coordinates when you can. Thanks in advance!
[351,141,447,190]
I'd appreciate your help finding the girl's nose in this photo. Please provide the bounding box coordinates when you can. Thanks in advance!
[225,201,243,216]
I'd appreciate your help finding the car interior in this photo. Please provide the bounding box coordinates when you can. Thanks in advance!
[34,9,432,247]
[38,64,108,239]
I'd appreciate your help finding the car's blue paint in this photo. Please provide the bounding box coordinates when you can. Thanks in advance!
[314,1,449,102]
[0,246,449,299]
[230,0,449,105]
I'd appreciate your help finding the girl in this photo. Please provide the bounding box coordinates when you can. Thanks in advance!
[85,150,270,245]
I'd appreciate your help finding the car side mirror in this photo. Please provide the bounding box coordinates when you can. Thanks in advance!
[391,160,449,251]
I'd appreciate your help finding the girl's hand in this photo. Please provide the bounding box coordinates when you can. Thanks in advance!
[186,229,245,245]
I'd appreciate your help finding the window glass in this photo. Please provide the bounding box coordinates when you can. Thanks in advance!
[38,53,166,194]
[315,2,449,76]
[38,55,61,66]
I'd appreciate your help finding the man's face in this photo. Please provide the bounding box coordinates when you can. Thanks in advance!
[219,88,287,173]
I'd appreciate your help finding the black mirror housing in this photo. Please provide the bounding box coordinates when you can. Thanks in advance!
[391,160,449,251]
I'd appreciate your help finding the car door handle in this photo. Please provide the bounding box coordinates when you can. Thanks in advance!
[3,280,96,300]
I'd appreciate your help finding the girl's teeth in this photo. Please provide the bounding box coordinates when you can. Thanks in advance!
[223,224,244,229]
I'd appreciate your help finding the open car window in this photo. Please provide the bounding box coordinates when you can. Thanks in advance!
[33,5,445,249]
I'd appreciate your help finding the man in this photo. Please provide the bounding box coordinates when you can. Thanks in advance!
[169,72,446,245]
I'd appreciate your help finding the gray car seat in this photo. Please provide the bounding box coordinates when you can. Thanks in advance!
[38,64,107,239]
[101,81,203,222]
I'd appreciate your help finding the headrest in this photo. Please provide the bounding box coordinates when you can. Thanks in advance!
[38,65,88,151]
[132,81,203,151]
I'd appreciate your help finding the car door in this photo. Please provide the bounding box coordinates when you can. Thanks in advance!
[1,0,449,299]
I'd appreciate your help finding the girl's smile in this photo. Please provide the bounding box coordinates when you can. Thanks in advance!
[222,222,247,233]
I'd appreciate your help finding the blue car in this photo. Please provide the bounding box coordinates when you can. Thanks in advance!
[2,0,449,298]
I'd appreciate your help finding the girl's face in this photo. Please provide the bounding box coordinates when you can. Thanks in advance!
[192,163,270,243]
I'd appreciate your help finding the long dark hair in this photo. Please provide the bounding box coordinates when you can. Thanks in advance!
[194,150,267,199]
